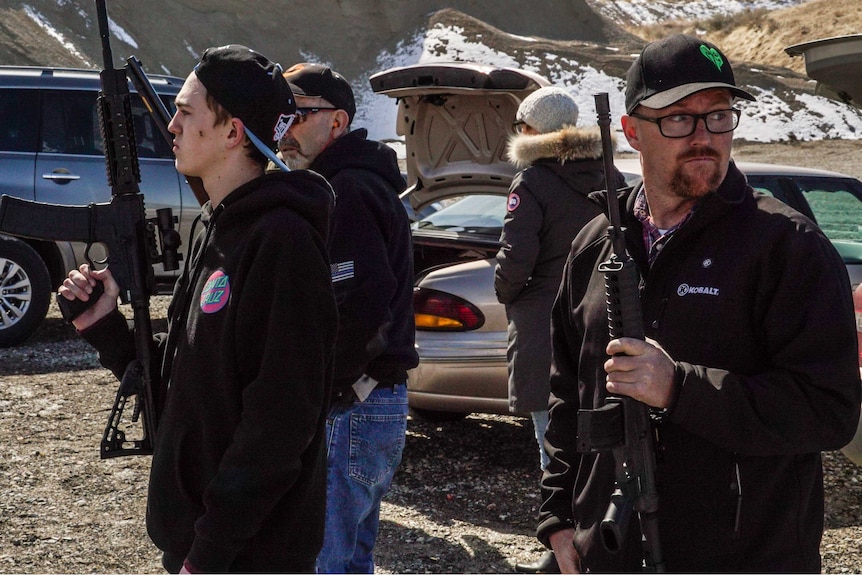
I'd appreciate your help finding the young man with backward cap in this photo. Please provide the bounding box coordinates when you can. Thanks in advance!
[59,45,339,573]
[276,63,419,573]
[538,33,861,573]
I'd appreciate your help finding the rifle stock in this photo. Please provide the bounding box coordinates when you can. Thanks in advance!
[575,93,665,572]
[0,193,163,306]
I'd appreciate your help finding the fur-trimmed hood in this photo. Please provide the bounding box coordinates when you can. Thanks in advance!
[506,125,613,169]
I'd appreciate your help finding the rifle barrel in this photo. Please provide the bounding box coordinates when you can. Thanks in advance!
[96,0,113,70]
[594,93,626,258]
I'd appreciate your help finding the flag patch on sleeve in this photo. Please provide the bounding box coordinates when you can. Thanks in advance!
[331,261,355,283]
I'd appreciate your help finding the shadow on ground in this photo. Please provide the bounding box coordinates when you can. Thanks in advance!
[375,414,544,573]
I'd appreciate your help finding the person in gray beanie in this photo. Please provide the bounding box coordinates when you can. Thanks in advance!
[514,86,580,134]
[495,85,626,574]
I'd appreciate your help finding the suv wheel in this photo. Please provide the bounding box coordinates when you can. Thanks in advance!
[0,235,51,347]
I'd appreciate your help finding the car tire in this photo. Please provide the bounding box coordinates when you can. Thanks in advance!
[408,407,469,422]
[0,235,51,347]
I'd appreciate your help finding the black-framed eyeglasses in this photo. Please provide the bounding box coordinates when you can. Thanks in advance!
[293,107,339,125]
[512,120,527,134]
[629,108,741,138]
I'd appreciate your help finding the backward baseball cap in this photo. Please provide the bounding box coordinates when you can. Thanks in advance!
[625,34,756,114]
[194,44,296,145]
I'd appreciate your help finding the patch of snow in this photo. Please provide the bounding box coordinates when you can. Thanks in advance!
[108,18,137,49]
[587,0,809,27]
[23,5,92,66]
[357,15,862,148]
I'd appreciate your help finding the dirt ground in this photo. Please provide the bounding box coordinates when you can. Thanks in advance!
[1,139,862,573]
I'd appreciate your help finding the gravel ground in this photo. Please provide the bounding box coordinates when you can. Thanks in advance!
[1,299,860,574]
[1,140,862,573]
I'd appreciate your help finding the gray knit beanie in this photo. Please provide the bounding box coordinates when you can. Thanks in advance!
[516,86,579,134]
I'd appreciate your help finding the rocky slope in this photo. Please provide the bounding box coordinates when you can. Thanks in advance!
[0,0,635,78]
[4,0,862,144]
[0,0,855,82]
[609,0,862,75]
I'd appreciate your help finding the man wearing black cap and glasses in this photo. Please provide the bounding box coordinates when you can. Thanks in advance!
[59,45,339,573]
[536,34,860,572]
[276,63,418,573]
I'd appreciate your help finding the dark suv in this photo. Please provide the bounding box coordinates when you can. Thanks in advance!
[0,66,196,347]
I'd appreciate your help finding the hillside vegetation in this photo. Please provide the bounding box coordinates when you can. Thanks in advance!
[627,0,862,74]
[0,0,857,81]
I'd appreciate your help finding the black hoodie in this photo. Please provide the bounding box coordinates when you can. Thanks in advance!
[83,169,339,572]
[309,128,419,394]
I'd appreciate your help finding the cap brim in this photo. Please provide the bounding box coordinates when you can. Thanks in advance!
[638,82,756,110]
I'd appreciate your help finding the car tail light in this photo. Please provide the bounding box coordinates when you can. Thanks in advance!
[413,287,485,331]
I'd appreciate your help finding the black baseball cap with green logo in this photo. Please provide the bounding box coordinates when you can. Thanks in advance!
[625,34,756,114]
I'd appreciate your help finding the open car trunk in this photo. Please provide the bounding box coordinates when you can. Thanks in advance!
[370,62,548,276]
[786,34,862,107]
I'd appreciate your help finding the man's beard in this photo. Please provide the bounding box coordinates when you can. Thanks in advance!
[279,136,311,170]
[283,155,310,170]
[669,150,725,200]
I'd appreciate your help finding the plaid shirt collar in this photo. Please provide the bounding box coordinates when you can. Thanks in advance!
[633,186,696,266]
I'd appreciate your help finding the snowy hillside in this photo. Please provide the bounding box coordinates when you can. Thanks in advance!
[358,1,862,149]
[10,0,862,148]
[587,0,806,26]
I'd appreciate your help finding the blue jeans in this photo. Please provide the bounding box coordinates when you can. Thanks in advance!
[316,383,408,574]
[531,410,550,471]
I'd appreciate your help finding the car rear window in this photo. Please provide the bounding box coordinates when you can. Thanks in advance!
[795,177,862,244]
[413,194,506,235]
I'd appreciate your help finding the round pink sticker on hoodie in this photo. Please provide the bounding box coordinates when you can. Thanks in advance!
[200,269,230,314]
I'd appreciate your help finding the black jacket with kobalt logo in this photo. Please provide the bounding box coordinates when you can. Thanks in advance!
[538,162,861,572]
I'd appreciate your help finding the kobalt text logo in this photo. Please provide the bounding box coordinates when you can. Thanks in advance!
[677,283,720,297]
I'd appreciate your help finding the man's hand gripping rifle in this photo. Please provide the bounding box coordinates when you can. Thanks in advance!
[575,93,665,572]
[0,0,182,458]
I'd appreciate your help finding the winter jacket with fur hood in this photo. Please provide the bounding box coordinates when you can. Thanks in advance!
[494,125,625,412]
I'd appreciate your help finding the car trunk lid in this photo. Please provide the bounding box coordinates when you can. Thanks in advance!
[370,62,549,212]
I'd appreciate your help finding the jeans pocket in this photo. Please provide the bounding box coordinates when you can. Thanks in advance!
[347,412,407,487]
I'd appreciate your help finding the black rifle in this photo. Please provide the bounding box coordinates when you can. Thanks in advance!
[0,0,181,458]
[575,92,664,572]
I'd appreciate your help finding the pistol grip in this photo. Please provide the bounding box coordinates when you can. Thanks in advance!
[57,282,105,322]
